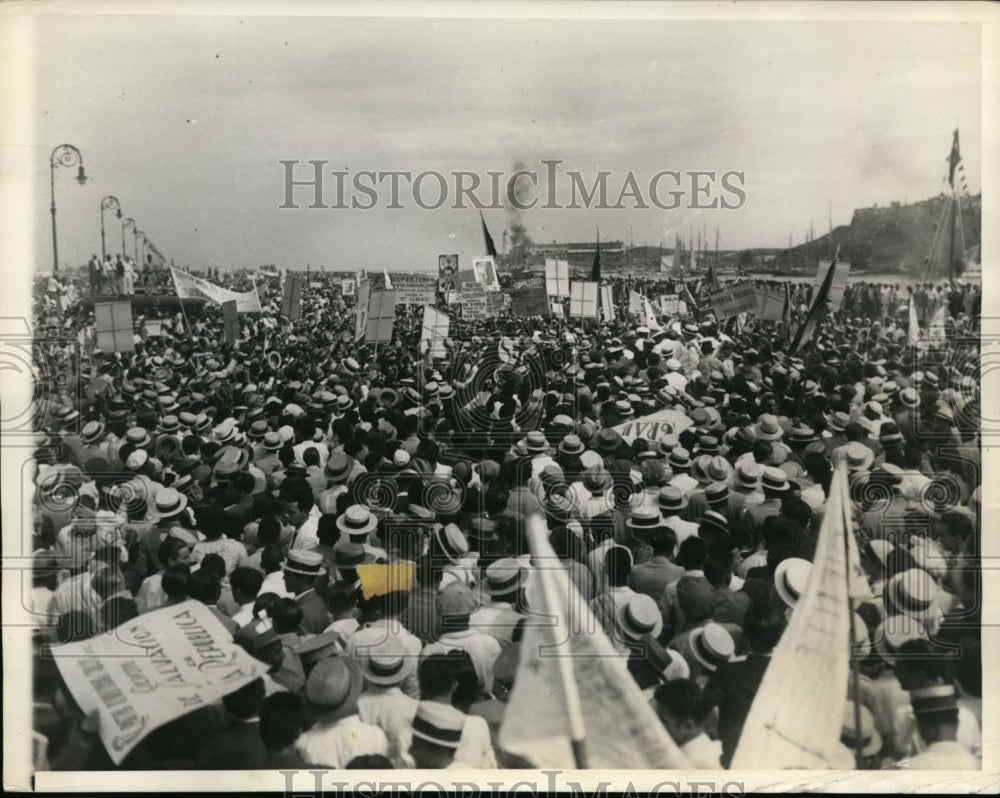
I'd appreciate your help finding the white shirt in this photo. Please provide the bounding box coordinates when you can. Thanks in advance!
[296,714,388,768]
[356,686,419,767]
[258,570,294,599]
[290,505,322,550]
[423,629,502,696]
[681,733,723,769]
[469,601,522,647]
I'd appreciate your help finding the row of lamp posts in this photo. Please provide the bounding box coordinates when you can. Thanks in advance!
[49,143,149,273]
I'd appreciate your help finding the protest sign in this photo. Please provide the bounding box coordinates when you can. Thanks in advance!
[486,291,505,316]
[144,320,164,337]
[354,279,371,340]
[570,281,599,319]
[512,276,544,290]
[94,301,135,354]
[816,259,850,311]
[755,288,786,321]
[472,256,501,291]
[52,600,265,765]
[545,259,570,298]
[221,300,240,343]
[629,290,643,315]
[438,253,458,274]
[709,282,758,319]
[510,284,549,317]
[459,286,489,319]
[341,279,355,296]
[280,274,303,320]
[365,290,397,344]
[392,274,437,306]
[659,294,680,316]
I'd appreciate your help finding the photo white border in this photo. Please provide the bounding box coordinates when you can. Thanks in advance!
[2,0,997,792]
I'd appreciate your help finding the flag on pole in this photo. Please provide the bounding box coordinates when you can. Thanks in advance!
[383,269,394,290]
[590,231,601,282]
[641,295,663,331]
[947,128,963,190]
[908,294,920,346]
[480,212,498,258]
[730,462,861,769]
[498,513,690,769]
[789,245,839,355]
[706,262,719,290]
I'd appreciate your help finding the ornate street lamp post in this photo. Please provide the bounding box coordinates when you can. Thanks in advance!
[49,144,88,273]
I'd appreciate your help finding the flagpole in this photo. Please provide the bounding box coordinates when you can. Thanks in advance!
[525,513,589,769]
[836,462,864,767]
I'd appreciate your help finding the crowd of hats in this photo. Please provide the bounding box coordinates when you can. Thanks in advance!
[28,270,983,771]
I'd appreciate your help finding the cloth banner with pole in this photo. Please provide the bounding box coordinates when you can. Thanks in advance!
[545,259,570,298]
[498,513,690,769]
[94,301,135,353]
[569,282,599,319]
[729,462,871,769]
[755,288,786,321]
[170,267,262,313]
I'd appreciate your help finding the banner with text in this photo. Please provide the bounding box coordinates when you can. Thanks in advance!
[709,282,758,319]
[659,294,680,316]
[391,274,437,306]
[53,600,264,765]
[170,267,262,313]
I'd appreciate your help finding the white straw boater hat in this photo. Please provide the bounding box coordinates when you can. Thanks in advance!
[411,701,465,749]
[358,639,416,687]
[774,557,812,608]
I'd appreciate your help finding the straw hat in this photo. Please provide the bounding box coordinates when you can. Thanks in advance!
[774,557,812,608]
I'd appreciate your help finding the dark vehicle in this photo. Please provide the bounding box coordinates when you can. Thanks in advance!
[70,294,210,317]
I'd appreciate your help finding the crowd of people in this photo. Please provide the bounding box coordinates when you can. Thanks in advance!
[27,266,982,772]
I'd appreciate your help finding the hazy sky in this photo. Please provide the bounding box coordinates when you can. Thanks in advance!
[25,11,983,272]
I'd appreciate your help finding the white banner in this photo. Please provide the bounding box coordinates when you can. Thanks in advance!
[170,267,261,313]
[610,407,693,444]
[545,259,570,298]
[53,600,265,765]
